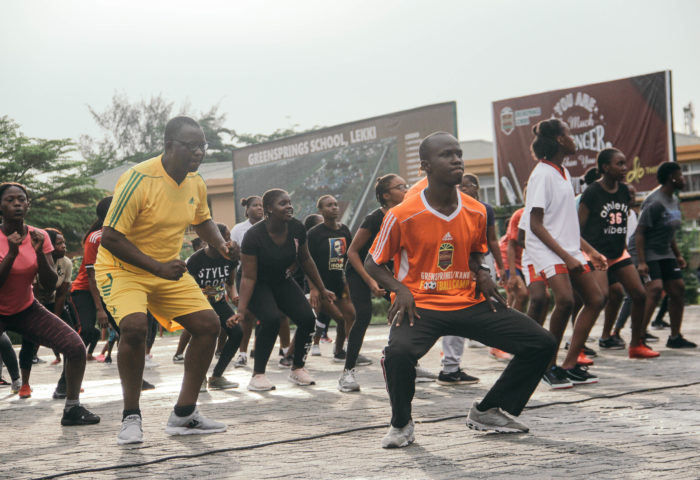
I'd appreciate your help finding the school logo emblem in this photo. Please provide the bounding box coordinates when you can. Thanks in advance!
[438,242,454,271]
[500,107,515,135]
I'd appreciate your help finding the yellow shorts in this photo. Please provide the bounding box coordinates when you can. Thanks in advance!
[95,268,211,331]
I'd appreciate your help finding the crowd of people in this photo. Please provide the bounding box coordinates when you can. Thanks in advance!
[0,116,696,449]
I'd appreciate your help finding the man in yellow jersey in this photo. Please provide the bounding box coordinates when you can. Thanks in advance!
[95,116,239,445]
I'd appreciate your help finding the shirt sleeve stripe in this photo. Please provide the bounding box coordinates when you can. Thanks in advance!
[108,173,145,228]
[107,171,140,227]
[373,212,397,259]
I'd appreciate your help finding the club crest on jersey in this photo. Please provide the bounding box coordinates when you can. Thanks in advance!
[438,242,454,271]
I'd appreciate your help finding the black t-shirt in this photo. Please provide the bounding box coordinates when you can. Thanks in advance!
[241,218,307,284]
[307,223,352,291]
[186,249,238,304]
[580,181,631,259]
[347,208,385,275]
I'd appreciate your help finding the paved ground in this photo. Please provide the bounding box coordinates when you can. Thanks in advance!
[2,306,700,480]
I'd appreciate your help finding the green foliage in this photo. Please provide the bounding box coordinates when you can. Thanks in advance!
[0,116,105,250]
[79,93,234,175]
[233,124,322,147]
[677,222,699,304]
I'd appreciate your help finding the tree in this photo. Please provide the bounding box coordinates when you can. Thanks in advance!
[0,116,105,250]
[80,93,234,175]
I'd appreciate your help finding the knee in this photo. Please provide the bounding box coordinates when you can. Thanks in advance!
[589,292,607,312]
[64,337,87,361]
[384,341,416,366]
[556,295,575,316]
[538,331,558,357]
[646,284,663,300]
[194,312,221,338]
[629,286,645,304]
[119,321,148,345]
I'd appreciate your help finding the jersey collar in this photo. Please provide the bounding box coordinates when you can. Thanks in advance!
[541,159,567,179]
[420,189,462,222]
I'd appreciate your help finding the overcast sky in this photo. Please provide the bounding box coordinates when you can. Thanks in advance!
[2,0,699,145]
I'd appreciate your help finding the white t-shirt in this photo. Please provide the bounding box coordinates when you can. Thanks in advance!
[523,161,585,272]
[231,219,256,247]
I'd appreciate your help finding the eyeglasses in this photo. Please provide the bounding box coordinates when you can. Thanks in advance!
[390,184,410,191]
[170,139,209,153]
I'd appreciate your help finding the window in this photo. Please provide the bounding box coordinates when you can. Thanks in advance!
[682,161,700,193]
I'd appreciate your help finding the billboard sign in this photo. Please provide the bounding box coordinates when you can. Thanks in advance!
[232,102,457,230]
[492,71,674,204]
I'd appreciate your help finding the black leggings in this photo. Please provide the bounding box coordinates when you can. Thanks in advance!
[211,301,243,377]
[71,290,101,355]
[249,278,315,373]
[0,332,19,381]
[345,269,374,370]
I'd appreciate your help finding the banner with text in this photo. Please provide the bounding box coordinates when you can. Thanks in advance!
[232,102,457,229]
[492,71,673,205]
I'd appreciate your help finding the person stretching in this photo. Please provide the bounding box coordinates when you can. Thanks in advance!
[0,182,99,426]
[366,132,556,448]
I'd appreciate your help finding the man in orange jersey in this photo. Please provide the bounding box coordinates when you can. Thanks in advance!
[366,132,556,448]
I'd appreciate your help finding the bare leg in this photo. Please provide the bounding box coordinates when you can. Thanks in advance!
[175,330,192,356]
[561,271,606,370]
[544,274,576,368]
[173,309,219,408]
[664,278,685,337]
[117,313,148,411]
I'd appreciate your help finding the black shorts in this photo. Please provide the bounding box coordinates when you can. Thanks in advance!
[607,258,634,285]
[647,258,683,282]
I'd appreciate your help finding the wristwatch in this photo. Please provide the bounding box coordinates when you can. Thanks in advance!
[478,264,491,274]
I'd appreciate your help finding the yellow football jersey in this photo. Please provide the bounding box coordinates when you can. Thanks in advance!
[96,155,211,275]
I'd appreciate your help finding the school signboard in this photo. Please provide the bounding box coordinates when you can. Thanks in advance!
[232,102,457,230]
[492,71,674,204]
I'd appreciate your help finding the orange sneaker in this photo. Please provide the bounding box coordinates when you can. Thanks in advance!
[576,351,594,366]
[19,383,32,399]
[629,344,660,359]
[488,348,513,362]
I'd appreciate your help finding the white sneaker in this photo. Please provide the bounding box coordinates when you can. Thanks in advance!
[117,414,143,445]
[289,367,315,386]
[200,378,208,393]
[466,401,529,433]
[468,339,487,348]
[247,374,275,391]
[311,344,321,356]
[172,354,185,364]
[338,369,360,392]
[233,354,247,368]
[381,420,415,448]
[415,365,437,382]
[144,355,158,369]
[164,409,227,436]
[11,378,21,394]
[208,375,239,390]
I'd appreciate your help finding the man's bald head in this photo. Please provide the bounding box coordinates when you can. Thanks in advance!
[418,132,458,162]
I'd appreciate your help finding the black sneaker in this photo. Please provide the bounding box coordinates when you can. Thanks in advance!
[666,334,697,349]
[541,366,573,389]
[278,355,293,367]
[61,405,101,426]
[643,331,659,343]
[53,382,67,399]
[141,379,156,391]
[436,369,480,386]
[564,342,597,357]
[651,319,670,330]
[598,335,626,350]
[104,356,112,364]
[333,349,347,363]
[563,365,598,385]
